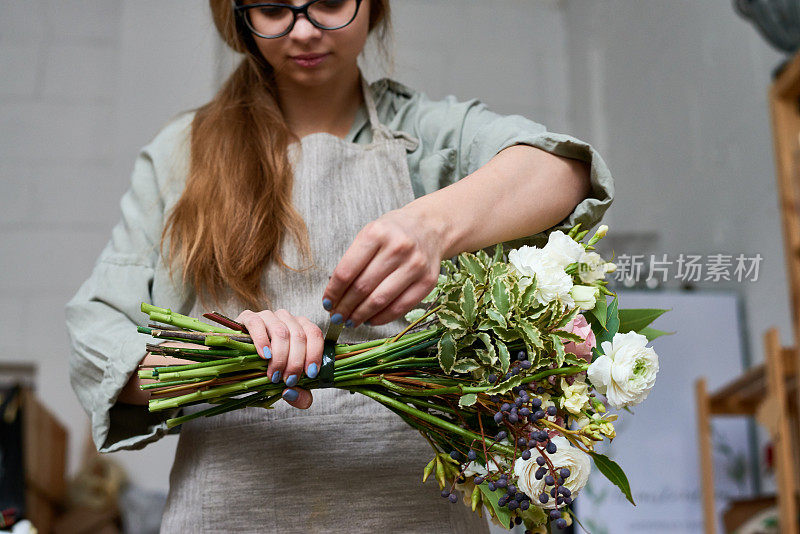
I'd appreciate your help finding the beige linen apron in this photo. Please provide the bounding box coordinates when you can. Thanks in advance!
[159,79,490,534]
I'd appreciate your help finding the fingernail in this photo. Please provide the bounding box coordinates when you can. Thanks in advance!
[307,363,319,379]
[345,319,354,328]
[283,389,299,402]
[262,346,272,360]
[285,374,298,387]
[322,298,333,311]
[271,371,282,383]
[330,313,343,324]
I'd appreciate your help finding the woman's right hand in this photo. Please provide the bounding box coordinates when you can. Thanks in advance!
[235,309,324,409]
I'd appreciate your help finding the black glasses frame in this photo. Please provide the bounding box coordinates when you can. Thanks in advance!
[232,0,364,39]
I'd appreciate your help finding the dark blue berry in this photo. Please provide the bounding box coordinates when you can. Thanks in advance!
[487,374,498,383]
[496,478,507,488]
[508,413,519,423]
[468,449,477,461]
[514,516,523,525]
[534,410,546,420]
[511,367,520,375]
[507,500,518,511]
[501,402,511,412]
[517,351,527,361]
[508,484,517,494]
[441,490,450,498]
[539,493,549,504]
[496,430,507,441]
[515,397,524,408]
[555,518,567,529]
[517,437,527,447]
[504,372,513,380]
[494,411,504,424]
[537,431,549,442]
[448,493,458,503]
[536,456,546,466]
[547,405,558,416]
[520,500,530,510]
[535,467,546,479]
[550,487,557,498]
[474,476,484,485]
[556,495,564,505]
[449,450,461,461]
[559,487,571,497]
[498,495,508,507]
[546,441,557,454]
[531,398,542,409]
[564,496,573,505]
[488,481,496,491]
[528,439,537,449]
[521,450,531,460]
[545,475,555,486]
[521,360,532,369]
[560,467,570,479]
[550,509,562,520]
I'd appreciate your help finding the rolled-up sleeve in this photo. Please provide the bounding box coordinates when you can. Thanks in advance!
[394,85,614,248]
[65,116,192,453]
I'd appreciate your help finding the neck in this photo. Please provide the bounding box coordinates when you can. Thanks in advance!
[276,66,363,140]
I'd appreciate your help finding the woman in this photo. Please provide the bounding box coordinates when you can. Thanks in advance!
[66,0,614,531]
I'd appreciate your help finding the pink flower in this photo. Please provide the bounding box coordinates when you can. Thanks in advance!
[561,314,596,363]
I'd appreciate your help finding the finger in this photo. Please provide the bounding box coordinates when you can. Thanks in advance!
[296,316,324,379]
[259,310,290,383]
[281,387,313,409]
[364,280,438,326]
[321,222,384,314]
[273,309,306,387]
[236,310,271,360]
[331,248,405,326]
[346,264,415,328]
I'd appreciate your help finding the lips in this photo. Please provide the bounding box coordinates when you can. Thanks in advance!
[289,52,330,68]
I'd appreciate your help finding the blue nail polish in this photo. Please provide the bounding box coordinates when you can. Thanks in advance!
[307,363,319,379]
[283,389,299,402]
[262,346,272,360]
[322,298,333,311]
[285,374,298,387]
[345,319,354,328]
[271,371,282,383]
[364,321,371,327]
[330,313,343,324]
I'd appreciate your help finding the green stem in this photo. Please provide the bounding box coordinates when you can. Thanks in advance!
[141,303,239,334]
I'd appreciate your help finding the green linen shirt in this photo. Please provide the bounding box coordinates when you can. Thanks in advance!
[65,78,615,453]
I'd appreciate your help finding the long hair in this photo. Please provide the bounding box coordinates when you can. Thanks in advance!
[162,0,392,311]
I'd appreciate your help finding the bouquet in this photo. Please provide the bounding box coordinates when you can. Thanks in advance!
[136,224,668,532]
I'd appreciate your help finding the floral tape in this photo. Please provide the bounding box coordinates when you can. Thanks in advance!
[318,340,336,388]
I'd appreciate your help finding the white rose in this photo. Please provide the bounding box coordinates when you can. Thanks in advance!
[578,251,608,284]
[560,378,590,415]
[569,285,599,311]
[509,246,574,306]
[513,436,591,507]
[587,331,659,409]
[543,231,585,269]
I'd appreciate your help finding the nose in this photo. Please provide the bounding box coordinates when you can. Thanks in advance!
[289,13,323,41]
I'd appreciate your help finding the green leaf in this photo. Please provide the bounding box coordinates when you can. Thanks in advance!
[496,339,511,373]
[551,330,585,343]
[460,279,478,325]
[477,483,512,527]
[491,277,512,317]
[476,248,492,267]
[459,253,487,282]
[437,333,457,373]
[618,308,670,334]
[458,393,478,406]
[486,308,507,329]
[486,373,525,395]
[590,294,608,328]
[493,327,521,343]
[554,306,580,330]
[475,349,494,365]
[588,451,635,505]
[477,333,498,365]
[456,333,478,351]
[519,276,539,309]
[518,320,545,350]
[437,309,468,331]
[596,296,620,346]
[551,334,567,367]
[638,326,674,342]
[404,308,426,323]
[453,360,481,373]
[492,243,504,264]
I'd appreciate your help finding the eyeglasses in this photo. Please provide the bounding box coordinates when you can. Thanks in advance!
[233,0,363,39]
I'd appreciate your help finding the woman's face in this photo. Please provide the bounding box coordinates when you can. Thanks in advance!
[243,0,371,88]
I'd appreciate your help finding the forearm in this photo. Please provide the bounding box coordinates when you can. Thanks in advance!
[117,342,201,405]
[406,144,591,258]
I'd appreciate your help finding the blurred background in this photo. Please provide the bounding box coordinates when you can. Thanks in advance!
[1,0,796,533]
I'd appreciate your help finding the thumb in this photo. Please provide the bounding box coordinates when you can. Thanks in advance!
[281,387,313,409]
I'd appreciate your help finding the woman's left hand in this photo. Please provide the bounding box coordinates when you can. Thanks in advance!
[321,206,446,328]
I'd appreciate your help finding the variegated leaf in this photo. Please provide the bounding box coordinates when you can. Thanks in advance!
[551,334,567,367]
[476,333,497,364]
[459,393,478,407]
[453,359,481,373]
[438,332,457,373]
[438,309,468,331]
[491,277,511,317]
[519,320,545,349]
[551,330,585,343]
[459,252,487,282]
[486,374,525,395]
[496,339,511,374]
[486,308,507,329]
[460,278,478,325]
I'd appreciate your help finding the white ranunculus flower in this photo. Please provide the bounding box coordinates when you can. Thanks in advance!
[514,436,591,507]
[588,331,659,409]
[569,285,599,311]
[509,246,574,307]
[543,231,585,269]
[560,378,590,415]
[578,251,608,284]
[463,454,504,477]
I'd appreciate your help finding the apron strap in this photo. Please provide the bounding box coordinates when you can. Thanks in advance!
[361,76,420,152]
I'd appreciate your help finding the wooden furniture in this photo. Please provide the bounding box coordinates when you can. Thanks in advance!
[694,50,800,533]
